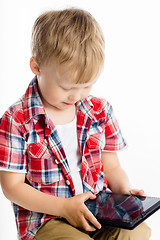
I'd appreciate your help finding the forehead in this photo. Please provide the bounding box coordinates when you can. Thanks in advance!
[47,60,97,86]
[57,67,97,87]
[59,78,96,89]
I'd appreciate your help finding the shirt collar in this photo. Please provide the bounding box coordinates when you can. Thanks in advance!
[76,95,97,121]
[23,76,47,124]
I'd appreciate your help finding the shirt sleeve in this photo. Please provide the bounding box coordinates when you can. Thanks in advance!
[0,112,27,172]
[0,167,26,173]
[103,101,127,152]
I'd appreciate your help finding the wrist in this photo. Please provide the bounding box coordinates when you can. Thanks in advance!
[58,197,73,219]
[51,196,67,217]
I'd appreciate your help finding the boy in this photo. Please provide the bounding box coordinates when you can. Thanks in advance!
[0,8,151,240]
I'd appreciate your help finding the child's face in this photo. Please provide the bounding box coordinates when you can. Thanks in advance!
[37,61,96,111]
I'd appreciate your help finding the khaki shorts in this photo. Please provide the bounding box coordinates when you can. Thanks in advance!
[33,219,151,240]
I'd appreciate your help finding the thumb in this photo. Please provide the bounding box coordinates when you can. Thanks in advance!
[83,191,96,201]
[129,189,145,196]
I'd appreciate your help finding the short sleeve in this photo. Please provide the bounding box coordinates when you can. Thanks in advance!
[103,102,127,152]
[0,112,27,172]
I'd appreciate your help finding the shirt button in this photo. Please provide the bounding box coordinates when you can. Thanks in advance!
[55,159,59,164]
[66,180,70,185]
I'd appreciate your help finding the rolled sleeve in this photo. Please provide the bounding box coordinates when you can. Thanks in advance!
[0,113,27,172]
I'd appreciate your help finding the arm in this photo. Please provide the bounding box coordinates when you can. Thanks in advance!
[101,152,144,195]
[0,171,65,216]
[0,171,101,231]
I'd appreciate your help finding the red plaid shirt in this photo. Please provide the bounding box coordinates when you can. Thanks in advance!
[0,77,126,239]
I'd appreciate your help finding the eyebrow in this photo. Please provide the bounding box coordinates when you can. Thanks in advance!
[59,81,96,89]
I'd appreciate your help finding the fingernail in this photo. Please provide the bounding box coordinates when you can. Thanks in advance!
[98,224,101,229]
[91,227,96,231]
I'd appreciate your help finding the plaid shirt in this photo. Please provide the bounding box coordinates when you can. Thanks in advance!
[0,77,126,240]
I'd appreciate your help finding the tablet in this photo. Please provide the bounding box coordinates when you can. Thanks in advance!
[85,191,160,230]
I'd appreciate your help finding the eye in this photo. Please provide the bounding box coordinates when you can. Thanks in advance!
[84,86,91,89]
[61,87,72,91]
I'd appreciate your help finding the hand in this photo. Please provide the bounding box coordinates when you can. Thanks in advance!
[128,189,146,196]
[62,191,101,232]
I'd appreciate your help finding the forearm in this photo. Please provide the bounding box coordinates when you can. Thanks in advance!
[105,166,131,194]
[2,181,65,217]
[0,172,101,232]
[102,152,131,194]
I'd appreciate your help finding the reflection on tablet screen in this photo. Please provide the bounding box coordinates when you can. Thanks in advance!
[86,192,144,222]
[85,191,160,229]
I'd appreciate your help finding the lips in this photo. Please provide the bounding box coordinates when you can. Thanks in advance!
[63,102,74,105]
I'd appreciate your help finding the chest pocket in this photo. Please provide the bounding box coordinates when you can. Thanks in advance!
[27,142,63,185]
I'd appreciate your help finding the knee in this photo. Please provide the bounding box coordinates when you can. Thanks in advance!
[133,222,151,239]
[120,222,151,240]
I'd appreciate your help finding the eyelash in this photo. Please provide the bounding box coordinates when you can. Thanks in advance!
[63,88,71,91]
[62,86,90,91]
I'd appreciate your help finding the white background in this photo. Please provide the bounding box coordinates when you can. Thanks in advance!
[0,0,160,239]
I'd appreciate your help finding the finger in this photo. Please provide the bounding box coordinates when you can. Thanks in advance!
[84,206,101,230]
[129,189,137,195]
[137,189,146,196]
[82,191,96,202]
[130,189,146,196]
[81,216,97,232]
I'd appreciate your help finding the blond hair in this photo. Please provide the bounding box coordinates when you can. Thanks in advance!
[31,8,105,83]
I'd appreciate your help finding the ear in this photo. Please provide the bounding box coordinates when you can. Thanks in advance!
[30,57,40,75]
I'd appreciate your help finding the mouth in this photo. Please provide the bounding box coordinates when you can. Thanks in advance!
[63,102,74,105]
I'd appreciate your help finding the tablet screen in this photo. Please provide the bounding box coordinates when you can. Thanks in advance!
[85,191,160,229]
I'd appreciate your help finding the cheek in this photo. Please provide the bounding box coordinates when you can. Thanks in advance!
[82,88,92,98]
[45,87,66,103]
[38,77,66,104]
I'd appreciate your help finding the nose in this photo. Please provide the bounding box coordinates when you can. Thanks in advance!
[68,94,80,103]
[68,91,81,103]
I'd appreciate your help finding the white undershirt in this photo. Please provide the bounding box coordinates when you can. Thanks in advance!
[55,117,83,195]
